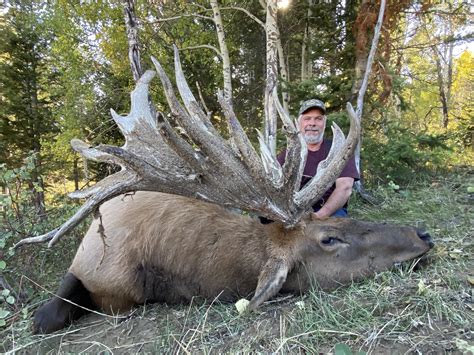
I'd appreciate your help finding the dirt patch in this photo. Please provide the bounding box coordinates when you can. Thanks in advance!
[8,287,472,354]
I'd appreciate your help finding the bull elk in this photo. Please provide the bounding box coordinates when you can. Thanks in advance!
[15,47,433,334]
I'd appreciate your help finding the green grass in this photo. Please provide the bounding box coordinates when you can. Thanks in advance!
[1,170,472,353]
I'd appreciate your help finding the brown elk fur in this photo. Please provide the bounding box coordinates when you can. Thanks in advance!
[33,191,432,334]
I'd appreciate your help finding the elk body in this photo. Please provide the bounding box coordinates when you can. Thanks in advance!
[33,191,433,334]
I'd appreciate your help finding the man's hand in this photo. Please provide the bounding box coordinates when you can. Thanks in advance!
[313,177,354,218]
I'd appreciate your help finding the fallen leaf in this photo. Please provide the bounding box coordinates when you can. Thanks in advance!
[235,298,250,314]
[455,338,474,352]
[295,301,305,310]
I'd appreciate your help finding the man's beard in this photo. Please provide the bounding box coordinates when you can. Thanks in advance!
[303,131,324,144]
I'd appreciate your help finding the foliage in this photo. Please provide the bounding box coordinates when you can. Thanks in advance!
[362,121,451,184]
[0,155,84,330]
[449,50,474,159]
[0,0,56,168]
[2,0,472,188]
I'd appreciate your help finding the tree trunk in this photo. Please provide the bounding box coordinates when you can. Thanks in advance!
[29,56,46,220]
[352,0,385,201]
[434,50,449,129]
[276,23,289,112]
[264,0,279,155]
[210,0,233,106]
[300,0,313,81]
[350,0,374,102]
[123,0,143,82]
[73,157,80,191]
[259,0,289,113]
[29,152,46,220]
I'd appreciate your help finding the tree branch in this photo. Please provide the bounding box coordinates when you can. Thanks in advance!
[179,44,222,58]
[122,0,143,82]
[220,6,265,28]
[210,0,233,106]
[154,13,213,22]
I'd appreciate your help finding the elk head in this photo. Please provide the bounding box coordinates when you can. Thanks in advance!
[298,218,433,289]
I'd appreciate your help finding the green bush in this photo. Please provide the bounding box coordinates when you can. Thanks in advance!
[1,156,85,329]
[362,123,450,184]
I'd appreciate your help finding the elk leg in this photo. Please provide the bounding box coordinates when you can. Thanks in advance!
[33,272,96,334]
[248,256,289,311]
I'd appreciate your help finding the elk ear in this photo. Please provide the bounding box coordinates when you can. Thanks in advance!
[248,256,290,311]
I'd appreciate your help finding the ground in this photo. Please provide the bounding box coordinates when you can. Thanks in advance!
[1,171,473,354]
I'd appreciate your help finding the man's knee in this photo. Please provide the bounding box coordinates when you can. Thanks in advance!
[331,208,348,217]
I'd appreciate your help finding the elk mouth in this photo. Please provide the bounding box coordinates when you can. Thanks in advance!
[393,231,435,271]
[417,230,435,249]
[392,231,434,270]
[393,254,433,271]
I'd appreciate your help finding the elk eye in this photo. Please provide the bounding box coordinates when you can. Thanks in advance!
[321,237,340,245]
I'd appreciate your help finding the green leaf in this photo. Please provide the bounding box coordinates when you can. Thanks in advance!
[0,309,10,319]
[1,289,10,297]
[468,186,474,193]
[0,319,6,327]
[335,343,353,355]
[2,170,15,182]
[0,261,6,270]
[6,296,15,305]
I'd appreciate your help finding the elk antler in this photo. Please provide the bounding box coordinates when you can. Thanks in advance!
[15,46,360,248]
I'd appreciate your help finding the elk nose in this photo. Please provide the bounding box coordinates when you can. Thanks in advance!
[417,231,434,248]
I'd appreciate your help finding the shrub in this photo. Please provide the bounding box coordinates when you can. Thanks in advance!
[362,123,450,184]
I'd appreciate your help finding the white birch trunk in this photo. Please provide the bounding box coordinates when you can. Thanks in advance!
[264,0,279,155]
[210,0,233,106]
[301,0,313,81]
[276,24,289,112]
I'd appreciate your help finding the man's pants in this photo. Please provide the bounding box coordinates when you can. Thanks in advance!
[329,208,348,217]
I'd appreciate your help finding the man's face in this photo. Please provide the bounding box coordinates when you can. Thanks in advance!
[298,108,326,145]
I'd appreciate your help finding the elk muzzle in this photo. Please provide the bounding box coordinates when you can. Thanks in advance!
[417,230,435,249]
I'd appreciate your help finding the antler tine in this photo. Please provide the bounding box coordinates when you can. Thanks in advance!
[112,70,157,135]
[154,111,207,174]
[71,139,124,166]
[172,46,219,134]
[257,130,283,184]
[14,173,136,249]
[272,89,307,195]
[151,54,269,203]
[47,181,134,247]
[217,91,268,184]
[151,56,230,163]
[295,102,361,208]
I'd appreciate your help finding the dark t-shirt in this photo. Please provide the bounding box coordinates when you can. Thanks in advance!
[277,139,359,210]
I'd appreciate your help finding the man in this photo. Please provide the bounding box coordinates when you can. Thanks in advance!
[278,99,359,218]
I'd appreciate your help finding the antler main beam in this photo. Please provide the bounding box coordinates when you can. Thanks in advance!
[15,47,360,248]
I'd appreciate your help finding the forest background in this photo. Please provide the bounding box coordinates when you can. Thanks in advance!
[0,0,473,351]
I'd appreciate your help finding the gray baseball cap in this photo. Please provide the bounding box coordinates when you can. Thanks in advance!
[298,99,326,116]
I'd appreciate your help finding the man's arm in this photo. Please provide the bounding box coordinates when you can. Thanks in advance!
[313,177,354,219]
